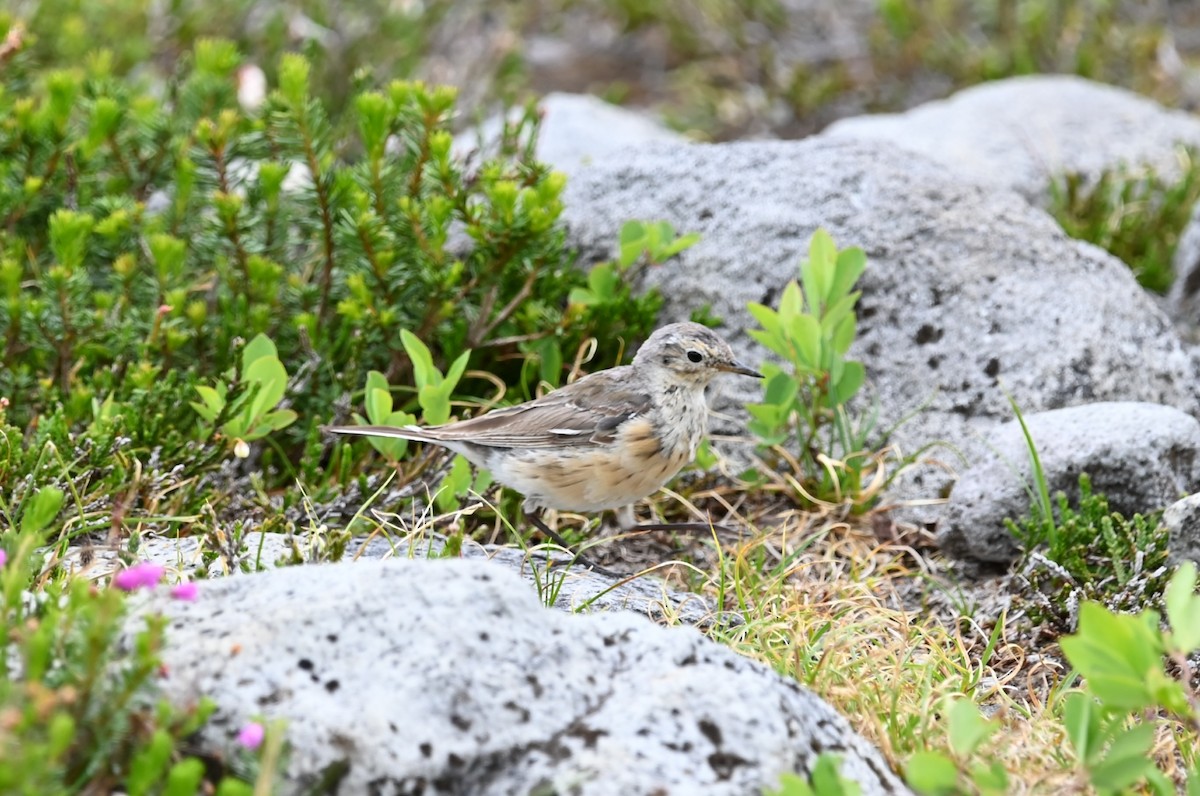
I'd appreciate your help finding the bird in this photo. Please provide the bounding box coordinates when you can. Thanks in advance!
[326,322,763,574]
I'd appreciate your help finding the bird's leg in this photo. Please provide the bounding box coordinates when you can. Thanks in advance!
[616,504,738,536]
[525,511,622,579]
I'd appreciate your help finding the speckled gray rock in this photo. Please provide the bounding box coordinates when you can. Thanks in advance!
[561,136,1199,520]
[826,75,1200,205]
[1165,492,1200,565]
[65,532,718,625]
[941,402,1200,563]
[132,560,909,795]
[1169,203,1200,333]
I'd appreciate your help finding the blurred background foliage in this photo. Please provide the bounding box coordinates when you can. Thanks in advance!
[4,0,1196,141]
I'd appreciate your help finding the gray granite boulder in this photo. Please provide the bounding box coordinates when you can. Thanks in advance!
[560,136,1199,521]
[130,560,909,795]
[826,75,1200,205]
[941,402,1200,563]
[64,532,719,625]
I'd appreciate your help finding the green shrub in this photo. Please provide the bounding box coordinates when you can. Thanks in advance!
[0,36,659,540]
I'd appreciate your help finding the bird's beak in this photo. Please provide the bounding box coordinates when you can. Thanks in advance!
[720,359,764,378]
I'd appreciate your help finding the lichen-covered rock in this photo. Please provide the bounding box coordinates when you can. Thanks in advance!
[131,560,909,795]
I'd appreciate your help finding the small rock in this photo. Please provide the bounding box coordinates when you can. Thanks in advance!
[454,92,687,179]
[1165,492,1200,565]
[826,75,1200,205]
[941,402,1200,563]
[130,560,909,795]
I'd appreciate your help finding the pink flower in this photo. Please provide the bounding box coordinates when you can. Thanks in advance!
[112,562,165,591]
[237,722,265,750]
[0,549,7,568]
[170,582,199,601]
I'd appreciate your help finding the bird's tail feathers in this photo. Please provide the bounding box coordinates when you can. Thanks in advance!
[324,424,442,443]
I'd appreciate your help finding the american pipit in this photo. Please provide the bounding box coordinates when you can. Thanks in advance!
[327,322,762,573]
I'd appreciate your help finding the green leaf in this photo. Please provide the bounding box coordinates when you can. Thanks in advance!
[242,333,278,368]
[366,386,393,423]
[618,220,647,267]
[788,314,822,368]
[831,313,857,356]
[1165,561,1200,653]
[804,228,837,308]
[1087,722,1157,792]
[163,759,206,796]
[779,281,805,321]
[587,262,620,298]
[905,750,959,795]
[127,729,173,796]
[444,350,471,393]
[660,231,701,258]
[946,697,996,758]
[820,291,861,336]
[21,487,65,536]
[243,356,288,420]
[401,329,439,391]
[1062,691,1099,762]
[763,371,799,407]
[830,361,865,405]
[829,246,867,301]
[747,302,783,339]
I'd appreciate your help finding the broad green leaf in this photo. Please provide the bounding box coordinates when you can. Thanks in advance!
[163,758,206,796]
[763,371,799,407]
[779,281,804,321]
[788,314,821,367]
[618,220,647,267]
[1165,562,1200,654]
[905,750,959,795]
[820,291,860,335]
[831,313,857,356]
[1062,691,1099,762]
[194,384,225,414]
[661,231,701,258]
[830,361,865,405]
[946,697,996,758]
[829,246,867,301]
[970,761,1009,795]
[366,386,393,423]
[20,486,65,536]
[242,333,277,367]
[804,228,837,308]
[747,302,782,335]
[401,329,439,391]
[568,287,599,305]
[444,350,471,392]
[810,753,859,796]
[1087,722,1157,793]
[259,408,298,432]
[244,356,288,419]
[588,263,620,297]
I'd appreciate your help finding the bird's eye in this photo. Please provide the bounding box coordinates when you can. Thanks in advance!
[686,350,703,363]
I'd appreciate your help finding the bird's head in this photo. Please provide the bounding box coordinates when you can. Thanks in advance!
[632,322,763,388]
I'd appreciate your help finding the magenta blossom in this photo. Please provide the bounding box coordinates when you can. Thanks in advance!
[237,722,265,750]
[0,549,7,568]
[112,562,165,592]
[170,582,199,601]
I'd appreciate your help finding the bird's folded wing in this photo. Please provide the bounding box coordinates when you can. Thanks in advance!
[427,369,653,449]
